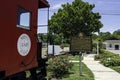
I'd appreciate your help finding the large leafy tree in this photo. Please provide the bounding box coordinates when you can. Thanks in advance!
[99,32,112,41]
[49,0,103,39]
[38,33,63,45]
[98,30,120,41]
[113,29,120,35]
[113,29,120,40]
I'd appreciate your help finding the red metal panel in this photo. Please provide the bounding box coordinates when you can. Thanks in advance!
[0,0,40,76]
[0,0,17,72]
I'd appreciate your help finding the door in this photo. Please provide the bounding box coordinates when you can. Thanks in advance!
[115,45,119,50]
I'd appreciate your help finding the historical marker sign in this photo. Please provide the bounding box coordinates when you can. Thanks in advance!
[70,37,92,51]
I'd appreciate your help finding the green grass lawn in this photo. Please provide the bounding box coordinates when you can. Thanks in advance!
[62,62,94,80]
[26,62,94,80]
[46,55,94,80]
[68,55,80,61]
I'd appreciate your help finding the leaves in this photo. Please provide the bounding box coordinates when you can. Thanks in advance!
[49,0,103,39]
[47,55,73,78]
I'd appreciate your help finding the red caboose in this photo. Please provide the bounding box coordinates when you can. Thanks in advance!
[0,0,49,79]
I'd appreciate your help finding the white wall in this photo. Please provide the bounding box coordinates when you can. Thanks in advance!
[105,43,120,50]
[48,45,63,55]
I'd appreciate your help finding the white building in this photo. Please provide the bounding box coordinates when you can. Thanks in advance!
[104,40,120,50]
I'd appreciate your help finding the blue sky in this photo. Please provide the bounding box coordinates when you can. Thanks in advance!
[38,0,120,33]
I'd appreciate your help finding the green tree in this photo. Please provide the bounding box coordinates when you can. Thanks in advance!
[38,33,47,43]
[99,32,112,41]
[113,29,120,35]
[47,32,62,45]
[49,0,103,39]
[98,30,120,41]
[113,29,120,40]
[92,33,99,41]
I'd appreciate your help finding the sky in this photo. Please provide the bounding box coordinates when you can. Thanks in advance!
[38,0,120,34]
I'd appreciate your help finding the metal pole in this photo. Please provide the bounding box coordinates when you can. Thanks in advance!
[97,42,99,55]
[47,7,49,57]
[52,33,55,55]
[53,44,54,56]
[79,51,82,76]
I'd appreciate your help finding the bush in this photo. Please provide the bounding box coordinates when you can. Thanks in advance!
[95,49,120,67]
[47,55,73,79]
[100,50,116,58]
[102,56,120,67]
[94,55,101,60]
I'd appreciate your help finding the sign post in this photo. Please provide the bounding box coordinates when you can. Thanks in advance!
[70,33,92,76]
[79,51,82,76]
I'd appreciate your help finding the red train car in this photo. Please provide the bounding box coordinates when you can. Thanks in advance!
[0,0,49,80]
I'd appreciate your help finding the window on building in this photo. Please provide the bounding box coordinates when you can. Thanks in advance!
[17,7,31,30]
[109,44,112,48]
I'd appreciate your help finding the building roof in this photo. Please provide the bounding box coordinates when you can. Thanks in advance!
[104,40,120,44]
[39,0,50,8]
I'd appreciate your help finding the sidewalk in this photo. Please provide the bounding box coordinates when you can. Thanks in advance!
[83,54,120,80]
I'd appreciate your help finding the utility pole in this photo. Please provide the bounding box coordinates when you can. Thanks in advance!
[97,42,99,55]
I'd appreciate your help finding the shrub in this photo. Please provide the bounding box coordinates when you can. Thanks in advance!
[102,56,120,67]
[47,55,73,79]
[95,49,120,67]
[94,55,101,60]
[100,49,115,58]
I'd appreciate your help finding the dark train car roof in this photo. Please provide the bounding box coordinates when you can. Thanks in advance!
[39,0,50,8]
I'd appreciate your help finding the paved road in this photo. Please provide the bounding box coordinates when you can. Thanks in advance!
[83,54,120,80]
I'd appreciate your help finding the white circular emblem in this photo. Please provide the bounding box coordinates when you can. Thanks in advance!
[17,34,31,56]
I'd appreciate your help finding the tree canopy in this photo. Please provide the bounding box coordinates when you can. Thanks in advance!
[92,29,120,42]
[49,0,103,38]
[113,29,120,35]
[99,32,112,41]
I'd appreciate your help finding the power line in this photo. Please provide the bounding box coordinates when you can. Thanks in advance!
[100,13,120,15]
[40,8,120,12]
[39,7,120,15]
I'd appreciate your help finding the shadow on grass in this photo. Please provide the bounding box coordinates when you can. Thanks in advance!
[61,71,74,78]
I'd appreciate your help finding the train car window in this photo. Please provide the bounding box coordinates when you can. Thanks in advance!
[17,7,31,30]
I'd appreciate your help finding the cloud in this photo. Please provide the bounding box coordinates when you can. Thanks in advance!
[51,3,62,10]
